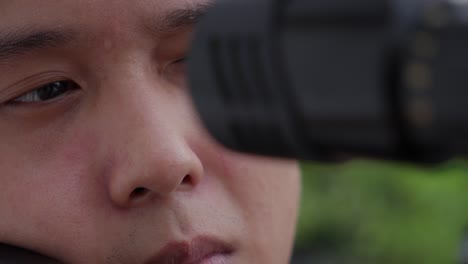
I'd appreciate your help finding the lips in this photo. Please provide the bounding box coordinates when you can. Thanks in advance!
[146,236,234,264]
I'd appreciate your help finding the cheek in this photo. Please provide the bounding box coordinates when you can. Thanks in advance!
[220,152,301,261]
[222,152,301,212]
[0,129,102,251]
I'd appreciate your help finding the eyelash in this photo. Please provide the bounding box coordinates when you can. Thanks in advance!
[8,80,80,105]
[173,57,187,64]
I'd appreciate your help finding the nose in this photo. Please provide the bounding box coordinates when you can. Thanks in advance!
[108,137,204,207]
[102,83,204,208]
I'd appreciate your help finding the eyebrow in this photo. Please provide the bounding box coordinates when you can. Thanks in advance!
[0,28,75,62]
[0,3,213,63]
[153,3,213,33]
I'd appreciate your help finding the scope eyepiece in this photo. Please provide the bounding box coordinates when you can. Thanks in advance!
[188,0,468,163]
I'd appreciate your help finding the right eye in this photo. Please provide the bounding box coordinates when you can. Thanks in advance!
[9,80,79,104]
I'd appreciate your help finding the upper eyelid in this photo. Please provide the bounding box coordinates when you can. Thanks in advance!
[0,51,187,102]
[0,71,71,103]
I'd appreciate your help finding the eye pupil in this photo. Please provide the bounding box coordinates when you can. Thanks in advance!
[38,81,67,101]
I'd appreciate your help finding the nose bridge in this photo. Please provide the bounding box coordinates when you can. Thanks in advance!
[98,73,204,207]
[99,72,167,150]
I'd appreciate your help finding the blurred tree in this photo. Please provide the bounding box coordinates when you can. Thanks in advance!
[295,160,468,264]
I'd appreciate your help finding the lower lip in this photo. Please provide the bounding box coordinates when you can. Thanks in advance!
[196,253,230,264]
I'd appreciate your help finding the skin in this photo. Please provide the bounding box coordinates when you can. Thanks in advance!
[0,0,301,263]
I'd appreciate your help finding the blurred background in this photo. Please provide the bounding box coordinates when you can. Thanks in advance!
[292,160,468,264]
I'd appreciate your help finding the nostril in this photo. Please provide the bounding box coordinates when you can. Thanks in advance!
[182,174,192,185]
[130,187,148,199]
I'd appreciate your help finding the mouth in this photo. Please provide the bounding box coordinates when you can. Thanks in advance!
[146,236,234,264]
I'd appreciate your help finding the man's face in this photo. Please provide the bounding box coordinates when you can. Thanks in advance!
[0,0,301,263]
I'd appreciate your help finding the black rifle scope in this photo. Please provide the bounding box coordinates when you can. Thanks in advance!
[188,0,468,163]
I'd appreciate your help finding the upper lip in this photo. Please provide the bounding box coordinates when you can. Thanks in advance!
[146,236,234,264]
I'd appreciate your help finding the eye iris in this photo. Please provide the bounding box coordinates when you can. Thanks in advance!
[38,81,68,101]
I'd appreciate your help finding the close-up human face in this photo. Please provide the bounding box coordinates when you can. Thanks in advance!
[0,1,301,263]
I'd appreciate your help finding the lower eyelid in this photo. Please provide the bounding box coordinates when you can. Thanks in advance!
[5,88,81,108]
[0,91,82,130]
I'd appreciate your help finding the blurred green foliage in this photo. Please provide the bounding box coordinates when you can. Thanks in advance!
[296,159,468,264]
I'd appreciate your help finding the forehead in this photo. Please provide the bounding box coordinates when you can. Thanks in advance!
[0,0,211,32]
